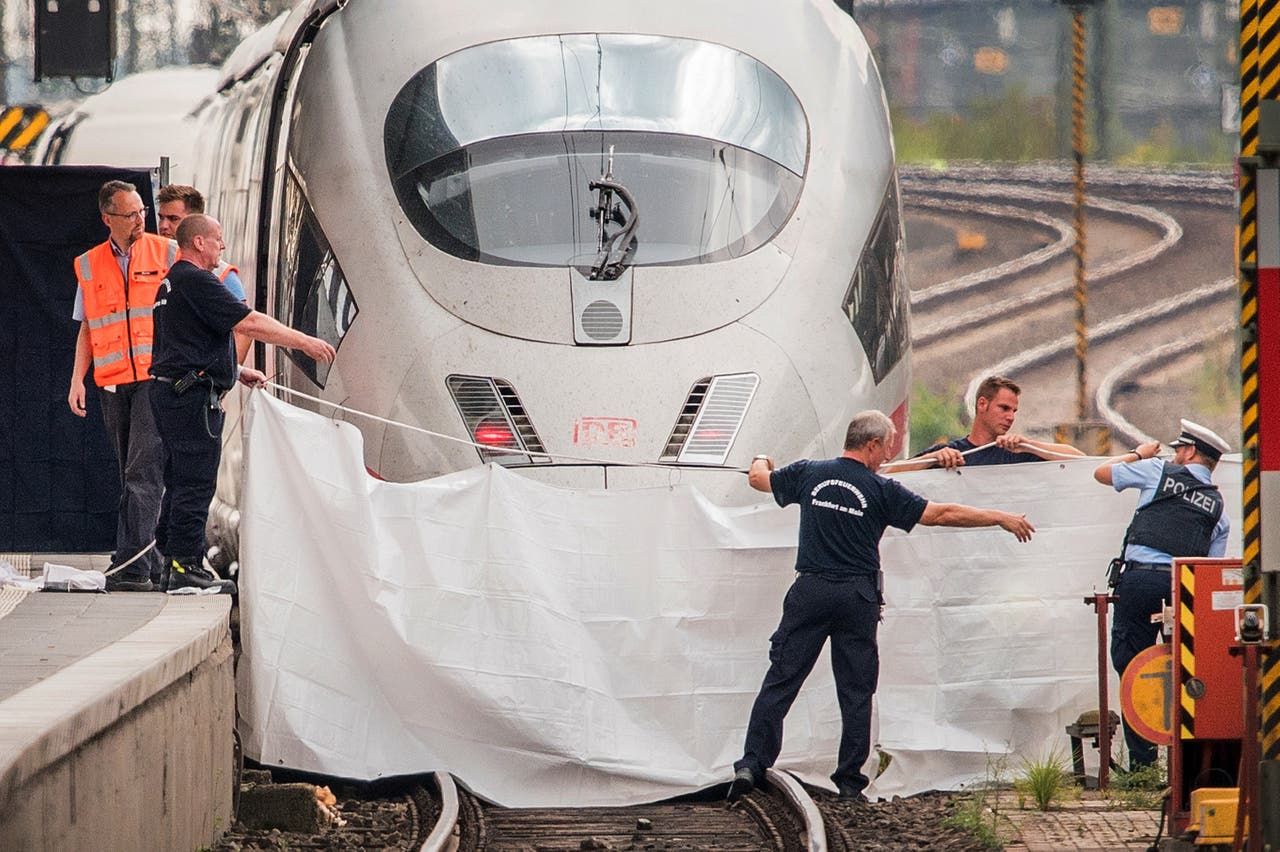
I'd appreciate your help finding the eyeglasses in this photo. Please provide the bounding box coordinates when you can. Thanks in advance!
[105,207,148,221]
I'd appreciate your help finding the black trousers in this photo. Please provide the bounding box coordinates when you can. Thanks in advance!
[735,572,880,793]
[98,380,164,581]
[150,382,224,562]
[1110,565,1171,769]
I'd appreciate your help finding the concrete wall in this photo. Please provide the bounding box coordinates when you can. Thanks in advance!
[0,599,234,852]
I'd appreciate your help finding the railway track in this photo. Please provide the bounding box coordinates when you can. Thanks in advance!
[902,166,1236,444]
[437,769,827,851]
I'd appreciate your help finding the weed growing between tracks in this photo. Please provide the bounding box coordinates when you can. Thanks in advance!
[940,754,1009,850]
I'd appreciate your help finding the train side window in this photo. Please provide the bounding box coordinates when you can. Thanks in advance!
[842,180,909,385]
[278,173,358,387]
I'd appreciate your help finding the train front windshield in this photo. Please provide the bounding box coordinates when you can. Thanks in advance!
[384,35,808,268]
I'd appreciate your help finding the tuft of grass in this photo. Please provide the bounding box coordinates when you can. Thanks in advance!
[1013,749,1076,811]
[909,382,967,456]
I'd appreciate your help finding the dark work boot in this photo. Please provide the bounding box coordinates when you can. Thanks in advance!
[105,571,154,592]
[727,767,756,801]
[167,557,236,595]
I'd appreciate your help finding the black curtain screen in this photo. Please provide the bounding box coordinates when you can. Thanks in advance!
[0,165,157,552]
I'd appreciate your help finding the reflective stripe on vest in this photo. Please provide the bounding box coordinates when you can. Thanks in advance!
[215,261,239,282]
[74,234,176,386]
[93,350,124,369]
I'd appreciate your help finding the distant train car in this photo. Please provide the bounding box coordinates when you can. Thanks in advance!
[43,0,911,545]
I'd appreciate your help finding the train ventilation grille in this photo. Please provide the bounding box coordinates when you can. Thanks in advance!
[446,375,548,466]
[660,373,759,466]
[580,299,626,341]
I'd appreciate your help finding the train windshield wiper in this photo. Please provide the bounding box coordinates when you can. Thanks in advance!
[588,148,640,280]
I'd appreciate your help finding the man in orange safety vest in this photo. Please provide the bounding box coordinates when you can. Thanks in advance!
[67,180,175,591]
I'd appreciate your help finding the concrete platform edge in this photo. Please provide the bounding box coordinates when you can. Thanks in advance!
[0,595,231,810]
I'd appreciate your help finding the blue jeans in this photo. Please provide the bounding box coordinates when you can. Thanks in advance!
[735,572,880,793]
[1110,565,1172,769]
[98,380,164,582]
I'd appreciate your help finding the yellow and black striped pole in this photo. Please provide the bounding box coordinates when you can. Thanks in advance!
[1239,0,1280,836]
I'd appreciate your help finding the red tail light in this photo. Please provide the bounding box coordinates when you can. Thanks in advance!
[474,419,516,447]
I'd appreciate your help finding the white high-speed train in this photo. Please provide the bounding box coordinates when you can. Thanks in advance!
[41,0,910,530]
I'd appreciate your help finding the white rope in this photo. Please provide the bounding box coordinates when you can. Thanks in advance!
[880,439,1084,472]
[102,540,156,577]
[263,381,748,473]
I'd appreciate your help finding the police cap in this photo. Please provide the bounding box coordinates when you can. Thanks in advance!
[1168,419,1231,461]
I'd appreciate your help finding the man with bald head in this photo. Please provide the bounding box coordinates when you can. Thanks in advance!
[150,214,336,593]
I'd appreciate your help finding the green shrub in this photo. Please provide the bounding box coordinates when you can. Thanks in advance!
[909,382,967,455]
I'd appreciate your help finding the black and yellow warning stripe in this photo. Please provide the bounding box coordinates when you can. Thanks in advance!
[1179,563,1197,739]
[0,105,49,153]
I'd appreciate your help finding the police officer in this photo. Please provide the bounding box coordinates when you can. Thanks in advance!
[727,410,1036,801]
[150,214,335,593]
[1094,418,1230,769]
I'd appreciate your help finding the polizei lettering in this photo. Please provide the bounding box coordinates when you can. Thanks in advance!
[810,479,869,517]
[1159,476,1218,512]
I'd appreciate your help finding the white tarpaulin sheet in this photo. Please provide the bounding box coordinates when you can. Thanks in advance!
[237,392,1242,806]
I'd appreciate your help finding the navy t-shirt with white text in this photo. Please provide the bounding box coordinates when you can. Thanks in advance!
[151,259,251,390]
[770,457,928,577]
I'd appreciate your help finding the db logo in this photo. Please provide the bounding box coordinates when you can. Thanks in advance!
[573,417,637,448]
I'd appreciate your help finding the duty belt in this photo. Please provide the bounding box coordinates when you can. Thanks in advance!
[1125,560,1171,572]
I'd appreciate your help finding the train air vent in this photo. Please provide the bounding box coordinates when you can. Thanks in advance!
[581,300,625,341]
[446,375,548,466]
[660,373,759,466]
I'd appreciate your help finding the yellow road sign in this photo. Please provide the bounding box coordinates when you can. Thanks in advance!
[1120,643,1174,745]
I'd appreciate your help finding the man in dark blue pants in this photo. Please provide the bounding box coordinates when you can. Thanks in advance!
[1094,419,1230,769]
[728,410,1036,801]
[150,214,335,592]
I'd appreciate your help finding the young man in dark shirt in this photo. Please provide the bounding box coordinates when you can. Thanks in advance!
[905,375,1084,470]
[150,214,335,593]
[727,410,1035,800]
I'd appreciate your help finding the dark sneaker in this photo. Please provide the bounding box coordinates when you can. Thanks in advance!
[105,572,154,592]
[167,557,237,595]
[727,767,756,801]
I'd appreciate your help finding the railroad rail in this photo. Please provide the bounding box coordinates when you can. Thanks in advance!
[429,770,826,851]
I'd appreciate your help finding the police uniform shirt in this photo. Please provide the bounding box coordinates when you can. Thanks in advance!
[1111,458,1229,563]
[917,436,1043,465]
[151,259,251,390]
[770,457,928,577]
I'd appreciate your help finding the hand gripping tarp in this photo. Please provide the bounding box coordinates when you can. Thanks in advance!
[237,392,1240,806]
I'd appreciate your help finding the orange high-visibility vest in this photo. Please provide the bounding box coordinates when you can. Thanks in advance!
[214,260,239,282]
[74,233,178,386]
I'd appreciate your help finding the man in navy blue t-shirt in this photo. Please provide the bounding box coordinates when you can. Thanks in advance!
[728,410,1035,801]
[150,214,336,594]
[904,375,1084,470]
